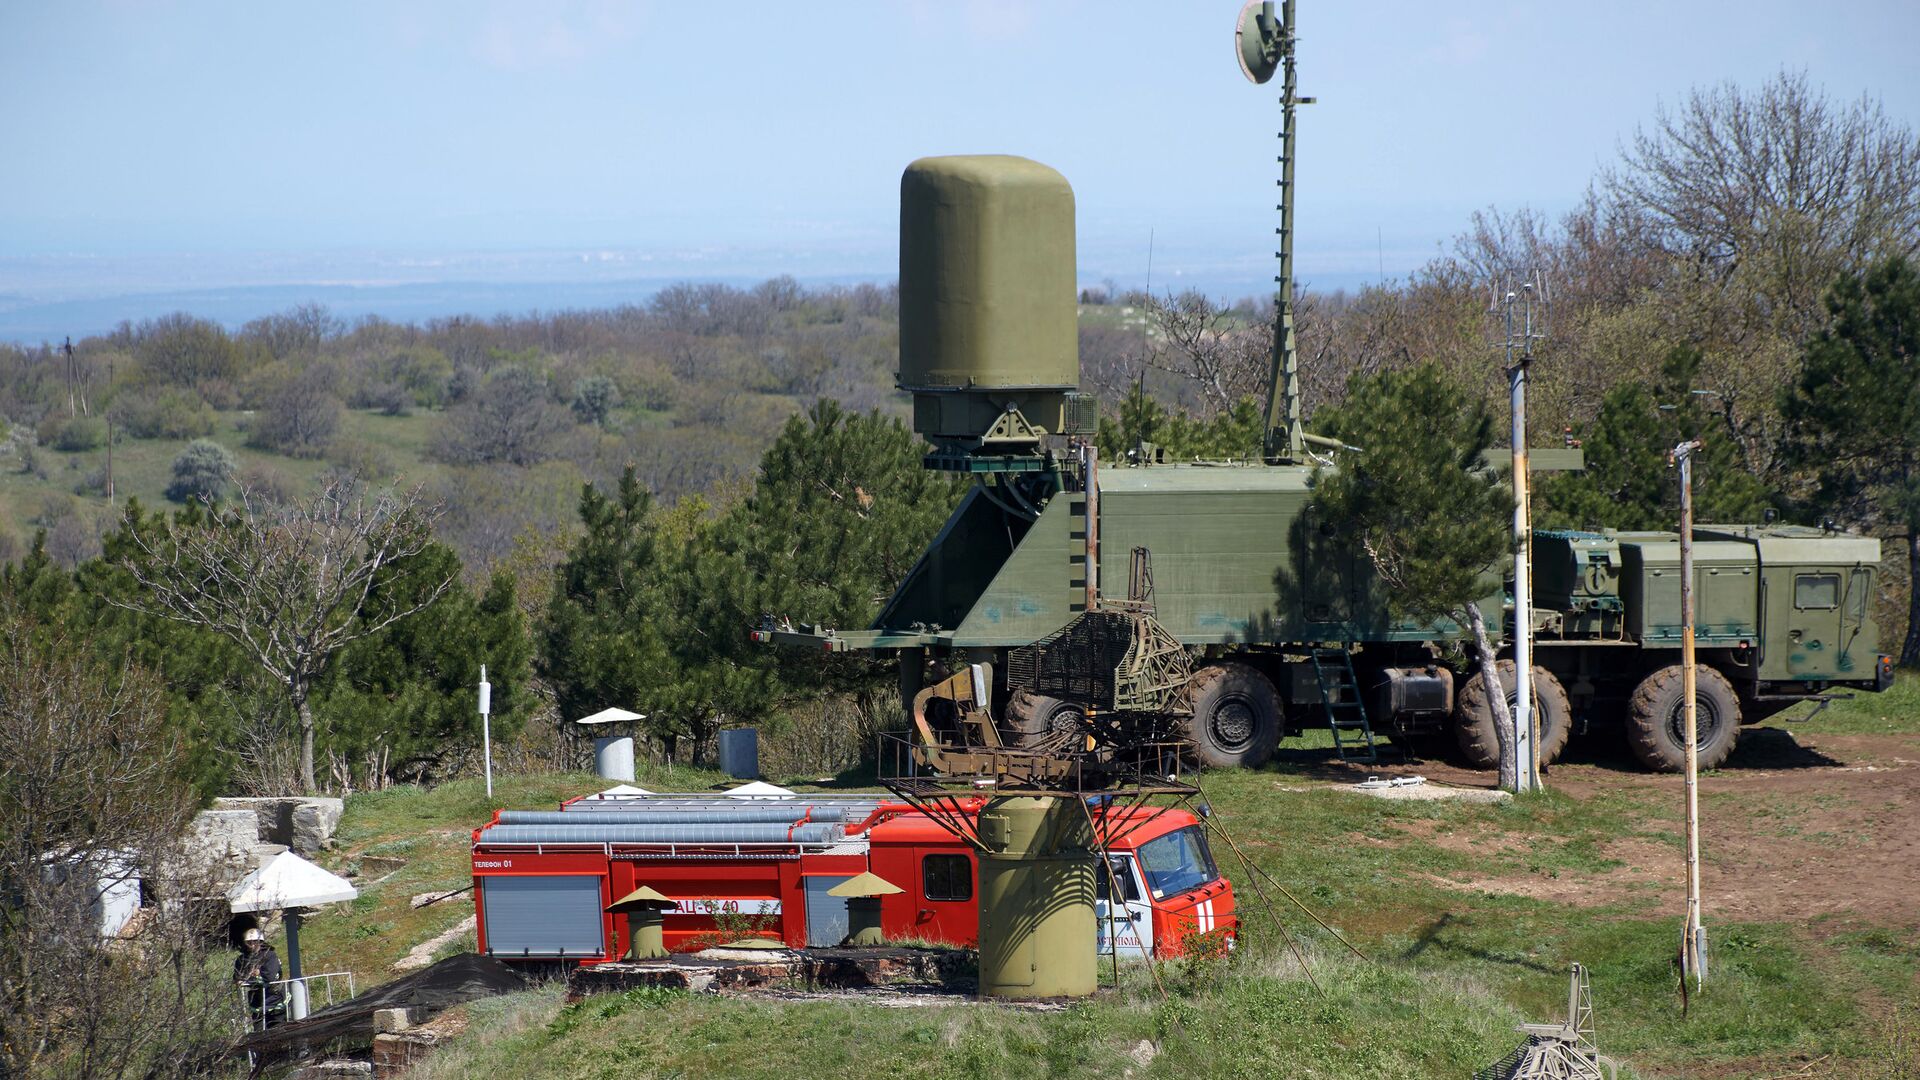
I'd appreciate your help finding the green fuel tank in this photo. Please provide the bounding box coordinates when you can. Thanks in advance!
[975,796,1098,999]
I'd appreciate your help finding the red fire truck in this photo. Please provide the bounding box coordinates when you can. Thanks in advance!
[470,786,1235,964]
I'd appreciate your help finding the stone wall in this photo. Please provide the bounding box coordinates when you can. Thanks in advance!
[210,797,344,856]
[370,1007,466,1080]
[190,796,344,889]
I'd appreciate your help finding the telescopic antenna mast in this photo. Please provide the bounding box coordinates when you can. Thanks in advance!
[1236,0,1315,463]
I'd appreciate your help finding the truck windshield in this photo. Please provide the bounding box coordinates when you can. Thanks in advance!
[1137,826,1219,899]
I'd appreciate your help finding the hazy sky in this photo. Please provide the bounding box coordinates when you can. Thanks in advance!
[3,1,1917,294]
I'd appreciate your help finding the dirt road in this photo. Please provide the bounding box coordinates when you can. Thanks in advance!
[1289,721,1920,932]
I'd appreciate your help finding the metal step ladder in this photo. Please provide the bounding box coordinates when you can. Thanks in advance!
[1309,647,1379,763]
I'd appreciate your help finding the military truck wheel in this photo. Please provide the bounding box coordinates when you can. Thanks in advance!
[1004,691,1086,750]
[1453,661,1573,770]
[1626,665,1740,772]
[1180,664,1282,769]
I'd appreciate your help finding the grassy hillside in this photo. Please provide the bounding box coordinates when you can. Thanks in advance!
[0,395,780,567]
[0,409,427,546]
[283,681,1920,1080]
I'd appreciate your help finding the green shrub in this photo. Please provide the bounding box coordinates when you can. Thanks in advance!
[246,375,342,458]
[326,438,393,482]
[571,374,620,427]
[47,416,106,452]
[116,388,216,439]
[165,439,237,503]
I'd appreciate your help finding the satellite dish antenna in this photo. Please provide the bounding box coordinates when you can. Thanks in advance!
[1235,0,1283,84]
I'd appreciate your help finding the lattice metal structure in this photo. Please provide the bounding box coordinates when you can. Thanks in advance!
[1007,547,1194,719]
[1476,964,1620,1080]
[1008,610,1135,710]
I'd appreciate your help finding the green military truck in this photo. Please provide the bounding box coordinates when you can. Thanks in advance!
[1523,526,1891,769]
[756,153,1893,774]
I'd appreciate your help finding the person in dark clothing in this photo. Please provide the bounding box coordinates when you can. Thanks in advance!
[234,927,286,1029]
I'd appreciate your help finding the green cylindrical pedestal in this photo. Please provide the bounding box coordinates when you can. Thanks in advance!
[976,796,1097,999]
[625,909,668,960]
[844,896,885,947]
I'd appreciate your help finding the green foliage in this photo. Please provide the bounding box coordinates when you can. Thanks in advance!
[431,366,569,467]
[1309,364,1508,625]
[1095,383,1263,462]
[1,522,262,797]
[1780,255,1920,527]
[117,387,216,440]
[1,505,536,795]
[164,438,236,504]
[545,986,682,1041]
[44,414,106,452]
[133,312,248,395]
[718,400,965,686]
[570,373,619,428]
[1779,255,1920,663]
[392,345,455,407]
[540,401,963,757]
[318,545,533,785]
[1537,346,1773,531]
[538,468,679,745]
[246,368,343,458]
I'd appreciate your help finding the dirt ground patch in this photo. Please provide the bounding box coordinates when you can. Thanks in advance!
[1295,725,1920,931]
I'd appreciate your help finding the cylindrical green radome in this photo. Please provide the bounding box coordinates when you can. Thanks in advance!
[899,155,1079,394]
[975,796,1098,999]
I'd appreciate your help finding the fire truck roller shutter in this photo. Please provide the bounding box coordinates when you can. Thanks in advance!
[477,823,844,844]
[803,876,855,946]
[479,875,606,957]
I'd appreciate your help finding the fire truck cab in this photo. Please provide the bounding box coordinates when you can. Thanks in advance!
[470,786,1234,964]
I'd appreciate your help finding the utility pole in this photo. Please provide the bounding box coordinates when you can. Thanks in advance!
[1498,282,1544,792]
[105,352,115,501]
[1673,439,1708,992]
[63,336,77,418]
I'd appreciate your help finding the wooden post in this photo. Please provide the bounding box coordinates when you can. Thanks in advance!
[1674,439,1707,992]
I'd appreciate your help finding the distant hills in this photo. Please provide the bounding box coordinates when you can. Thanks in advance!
[0,245,1403,343]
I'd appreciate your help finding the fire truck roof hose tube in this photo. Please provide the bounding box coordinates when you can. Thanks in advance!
[496,809,846,826]
[477,823,844,845]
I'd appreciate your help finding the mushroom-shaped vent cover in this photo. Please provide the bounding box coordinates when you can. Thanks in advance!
[828,871,905,898]
[606,885,676,913]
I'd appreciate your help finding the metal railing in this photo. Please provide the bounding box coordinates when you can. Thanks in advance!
[237,970,355,1032]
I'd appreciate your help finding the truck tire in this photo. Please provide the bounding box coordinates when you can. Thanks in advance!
[1453,661,1573,770]
[1627,665,1740,772]
[1004,691,1086,751]
[1180,664,1282,769]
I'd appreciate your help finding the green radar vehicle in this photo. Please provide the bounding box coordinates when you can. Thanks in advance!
[757,8,1892,773]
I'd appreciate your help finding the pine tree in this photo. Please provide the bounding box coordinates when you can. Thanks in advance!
[1780,255,1920,665]
[1095,384,1263,462]
[539,401,965,763]
[318,546,532,788]
[539,468,682,753]
[1537,346,1772,532]
[1309,364,1521,788]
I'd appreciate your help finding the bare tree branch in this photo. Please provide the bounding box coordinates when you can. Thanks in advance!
[1139,290,1270,416]
[110,476,453,792]
[0,618,235,1079]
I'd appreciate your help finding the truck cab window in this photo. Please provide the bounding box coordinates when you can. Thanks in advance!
[922,854,972,902]
[1794,573,1840,610]
[1095,855,1139,903]
[1137,826,1219,899]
